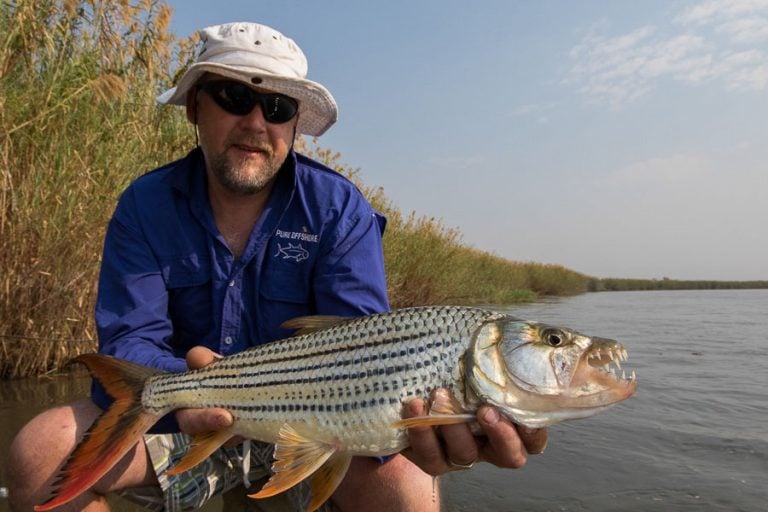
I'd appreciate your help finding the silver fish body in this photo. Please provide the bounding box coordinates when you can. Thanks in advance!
[141,305,636,454]
[37,305,636,512]
[143,306,500,454]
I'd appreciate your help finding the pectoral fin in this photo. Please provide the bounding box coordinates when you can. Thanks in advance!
[166,430,233,475]
[248,424,337,502]
[392,388,475,429]
[391,414,475,429]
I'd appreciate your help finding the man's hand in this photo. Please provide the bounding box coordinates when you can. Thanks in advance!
[175,346,235,436]
[401,389,548,476]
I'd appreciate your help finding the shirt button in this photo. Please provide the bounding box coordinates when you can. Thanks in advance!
[224,336,233,345]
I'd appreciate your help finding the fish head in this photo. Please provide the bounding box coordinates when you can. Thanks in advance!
[465,318,637,428]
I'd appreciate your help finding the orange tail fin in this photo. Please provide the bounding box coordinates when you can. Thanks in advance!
[35,354,162,512]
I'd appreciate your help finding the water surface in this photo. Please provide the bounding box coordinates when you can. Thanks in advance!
[442,290,767,511]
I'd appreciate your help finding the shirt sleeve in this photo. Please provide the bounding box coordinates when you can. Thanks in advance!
[312,203,390,317]
[92,188,186,431]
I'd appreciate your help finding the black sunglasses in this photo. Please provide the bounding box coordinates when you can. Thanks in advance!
[196,81,299,124]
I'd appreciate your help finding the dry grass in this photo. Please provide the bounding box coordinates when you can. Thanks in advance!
[0,0,195,377]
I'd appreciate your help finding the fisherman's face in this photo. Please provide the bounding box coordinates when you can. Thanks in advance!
[188,74,298,195]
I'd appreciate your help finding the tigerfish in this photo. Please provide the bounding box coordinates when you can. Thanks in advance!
[36,305,637,511]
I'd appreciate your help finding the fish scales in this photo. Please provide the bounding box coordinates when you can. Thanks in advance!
[141,306,503,453]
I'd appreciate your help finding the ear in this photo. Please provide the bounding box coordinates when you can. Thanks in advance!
[185,88,198,124]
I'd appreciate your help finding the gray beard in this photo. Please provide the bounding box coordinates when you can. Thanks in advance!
[208,149,282,195]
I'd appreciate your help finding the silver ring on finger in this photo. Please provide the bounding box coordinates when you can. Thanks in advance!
[447,456,477,470]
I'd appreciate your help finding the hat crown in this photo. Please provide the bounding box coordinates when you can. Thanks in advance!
[197,22,308,80]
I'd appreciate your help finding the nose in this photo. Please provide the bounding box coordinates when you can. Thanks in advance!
[237,103,269,131]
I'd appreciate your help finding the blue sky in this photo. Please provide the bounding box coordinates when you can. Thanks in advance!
[165,0,768,280]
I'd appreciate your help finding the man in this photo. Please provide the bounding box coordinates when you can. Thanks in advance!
[9,22,545,511]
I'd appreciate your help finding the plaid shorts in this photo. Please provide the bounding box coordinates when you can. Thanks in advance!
[119,433,335,512]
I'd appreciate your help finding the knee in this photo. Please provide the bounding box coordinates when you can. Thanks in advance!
[10,404,78,466]
[8,400,99,509]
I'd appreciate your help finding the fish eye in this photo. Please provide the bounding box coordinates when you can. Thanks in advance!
[542,329,567,347]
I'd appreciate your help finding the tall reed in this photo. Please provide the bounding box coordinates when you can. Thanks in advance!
[0,0,196,377]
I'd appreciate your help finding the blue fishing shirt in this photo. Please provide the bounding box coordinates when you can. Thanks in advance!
[92,148,389,431]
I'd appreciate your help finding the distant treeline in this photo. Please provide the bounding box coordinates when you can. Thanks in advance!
[589,278,768,291]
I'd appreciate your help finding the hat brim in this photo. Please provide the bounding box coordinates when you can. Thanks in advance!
[157,62,338,137]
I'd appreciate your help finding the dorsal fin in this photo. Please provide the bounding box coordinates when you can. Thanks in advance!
[280,315,354,336]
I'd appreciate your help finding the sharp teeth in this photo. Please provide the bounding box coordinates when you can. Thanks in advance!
[631,370,636,381]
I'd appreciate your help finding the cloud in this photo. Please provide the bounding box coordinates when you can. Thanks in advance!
[566,0,768,106]
[675,0,768,26]
[606,153,714,188]
[511,102,556,123]
[714,16,768,43]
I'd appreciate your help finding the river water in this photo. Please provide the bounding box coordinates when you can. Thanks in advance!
[442,289,768,511]
[1,290,766,511]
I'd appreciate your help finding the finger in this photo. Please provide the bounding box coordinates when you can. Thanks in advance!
[401,398,449,476]
[186,346,222,370]
[517,426,548,454]
[477,406,527,468]
[432,390,478,468]
[177,407,233,435]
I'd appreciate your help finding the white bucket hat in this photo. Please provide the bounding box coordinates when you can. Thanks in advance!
[157,22,338,136]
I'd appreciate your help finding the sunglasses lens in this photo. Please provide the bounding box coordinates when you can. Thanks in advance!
[198,82,298,123]
[260,94,298,123]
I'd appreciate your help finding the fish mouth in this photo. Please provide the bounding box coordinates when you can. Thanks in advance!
[569,341,637,405]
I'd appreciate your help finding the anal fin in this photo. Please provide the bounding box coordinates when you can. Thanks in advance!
[307,453,352,512]
[166,429,232,475]
[248,424,337,504]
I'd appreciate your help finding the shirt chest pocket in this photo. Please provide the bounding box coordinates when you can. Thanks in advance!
[260,267,311,304]
[160,256,213,343]
[259,267,313,340]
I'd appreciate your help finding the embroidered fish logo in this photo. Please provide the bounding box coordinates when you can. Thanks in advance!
[276,243,309,262]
